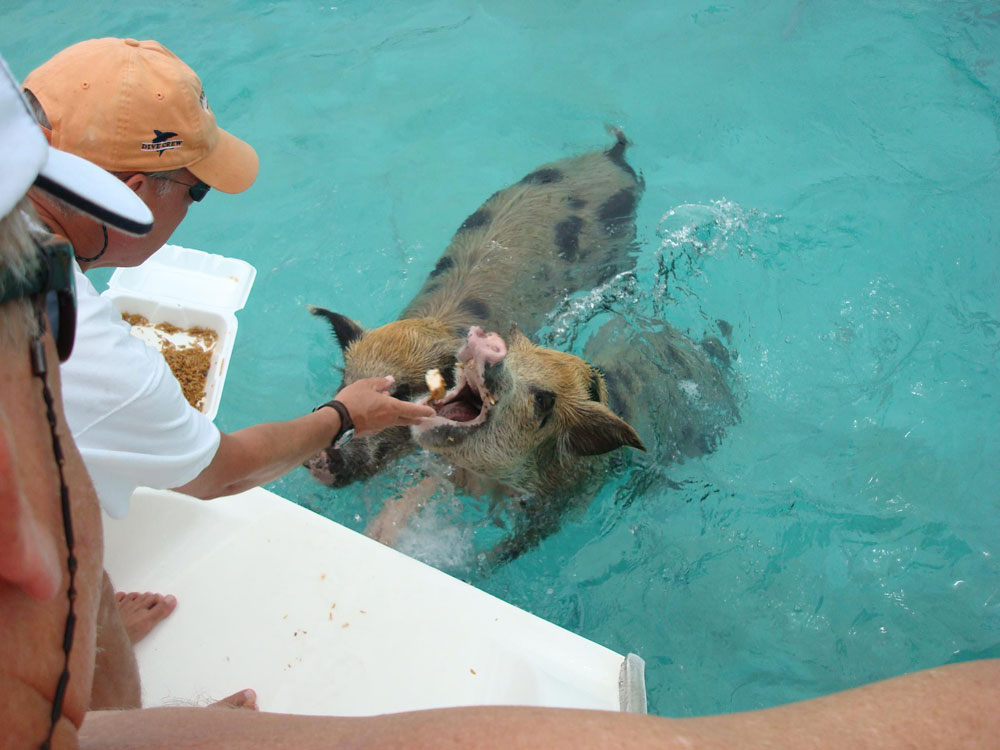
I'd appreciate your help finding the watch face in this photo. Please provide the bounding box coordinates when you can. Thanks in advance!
[333,427,355,449]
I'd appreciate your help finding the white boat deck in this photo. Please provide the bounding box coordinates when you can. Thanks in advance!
[103,487,646,716]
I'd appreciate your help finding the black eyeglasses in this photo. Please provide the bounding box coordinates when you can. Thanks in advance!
[157,174,211,202]
[0,235,77,362]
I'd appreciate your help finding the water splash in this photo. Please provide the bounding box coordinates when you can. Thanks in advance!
[654,199,779,312]
[394,496,478,574]
[540,198,777,352]
[538,269,643,350]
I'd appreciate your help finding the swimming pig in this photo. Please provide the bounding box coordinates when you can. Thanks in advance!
[408,322,739,564]
[307,129,643,487]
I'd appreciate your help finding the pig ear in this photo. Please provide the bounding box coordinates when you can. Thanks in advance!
[564,402,646,456]
[309,306,365,351]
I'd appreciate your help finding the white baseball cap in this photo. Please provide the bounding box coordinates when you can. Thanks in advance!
[0,53,153,234]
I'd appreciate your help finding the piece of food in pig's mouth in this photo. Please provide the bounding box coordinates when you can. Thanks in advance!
[425,368,447,402]
[419,358,492,427]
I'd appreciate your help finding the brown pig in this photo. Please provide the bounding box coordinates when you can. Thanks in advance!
[307,130,644,487]
[411,321,739,564]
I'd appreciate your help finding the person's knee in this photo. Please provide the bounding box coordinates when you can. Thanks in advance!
[90,570,141,710]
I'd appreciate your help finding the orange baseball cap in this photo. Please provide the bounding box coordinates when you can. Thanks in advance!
[23,37,258,194]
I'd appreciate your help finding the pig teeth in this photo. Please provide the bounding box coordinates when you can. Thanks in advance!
[488,395,496,405]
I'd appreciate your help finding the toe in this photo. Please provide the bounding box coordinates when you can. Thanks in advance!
[149,594,178,617]
[211,689,258,711]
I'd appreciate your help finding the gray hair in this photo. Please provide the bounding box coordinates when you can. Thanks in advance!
[145,170,186,198]
[0,199,43,347]
[35,168,177,224]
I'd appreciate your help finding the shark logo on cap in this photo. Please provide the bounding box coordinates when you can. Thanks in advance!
[141,129,182,155]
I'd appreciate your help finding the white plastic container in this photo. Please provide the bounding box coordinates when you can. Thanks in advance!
[102,244,256,420]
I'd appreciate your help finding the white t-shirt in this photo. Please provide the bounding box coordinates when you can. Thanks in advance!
[60,264,221,518]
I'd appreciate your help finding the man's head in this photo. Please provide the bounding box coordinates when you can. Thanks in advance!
[23,38,259,267]
[0,201,106,750]
[0,52,152,748]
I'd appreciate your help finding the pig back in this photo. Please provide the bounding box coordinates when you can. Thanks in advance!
[402,138,644,337]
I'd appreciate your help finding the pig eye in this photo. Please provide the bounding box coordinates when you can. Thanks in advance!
[533,388,556,428]
[393,384,412,401]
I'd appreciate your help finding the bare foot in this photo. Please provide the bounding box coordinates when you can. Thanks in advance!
[114,591,177,644]
[209,689,258,711]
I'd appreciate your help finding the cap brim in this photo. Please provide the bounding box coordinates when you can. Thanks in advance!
[36,147,154,235]
[187,127,259,194]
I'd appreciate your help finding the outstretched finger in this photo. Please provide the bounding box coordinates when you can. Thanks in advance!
[352,376,391,393]
[372,375,396,393]
[397,402,436,421]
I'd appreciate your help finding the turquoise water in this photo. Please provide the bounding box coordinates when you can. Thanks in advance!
[6,0,998,717]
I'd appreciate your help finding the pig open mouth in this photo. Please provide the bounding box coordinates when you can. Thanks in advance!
[414,327,507,440]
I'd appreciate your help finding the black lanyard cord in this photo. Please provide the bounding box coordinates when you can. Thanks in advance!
[73,224,107,264]
[30,323,77,750]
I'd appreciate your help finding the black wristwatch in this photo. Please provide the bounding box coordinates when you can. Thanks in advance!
[313,399,355,449]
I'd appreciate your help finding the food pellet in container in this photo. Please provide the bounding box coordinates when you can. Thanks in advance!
[122,313,218,411]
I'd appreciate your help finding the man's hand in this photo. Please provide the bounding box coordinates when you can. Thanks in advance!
[335,376,435,437]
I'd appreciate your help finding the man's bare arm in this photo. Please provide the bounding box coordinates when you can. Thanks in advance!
[176,376,433,499]
[80,659,1000,750]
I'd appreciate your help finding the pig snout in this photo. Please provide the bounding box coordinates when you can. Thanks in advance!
[459,326,507,371]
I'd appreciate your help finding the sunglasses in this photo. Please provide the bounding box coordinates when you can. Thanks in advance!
[0,235,77,362]
[157,174,211,202]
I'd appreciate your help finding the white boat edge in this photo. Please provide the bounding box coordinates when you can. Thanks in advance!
[103,485,648,716]
[620,653,648,714]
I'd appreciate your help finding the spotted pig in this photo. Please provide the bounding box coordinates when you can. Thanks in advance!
[411,321,739,564]
[307,130,643,487]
